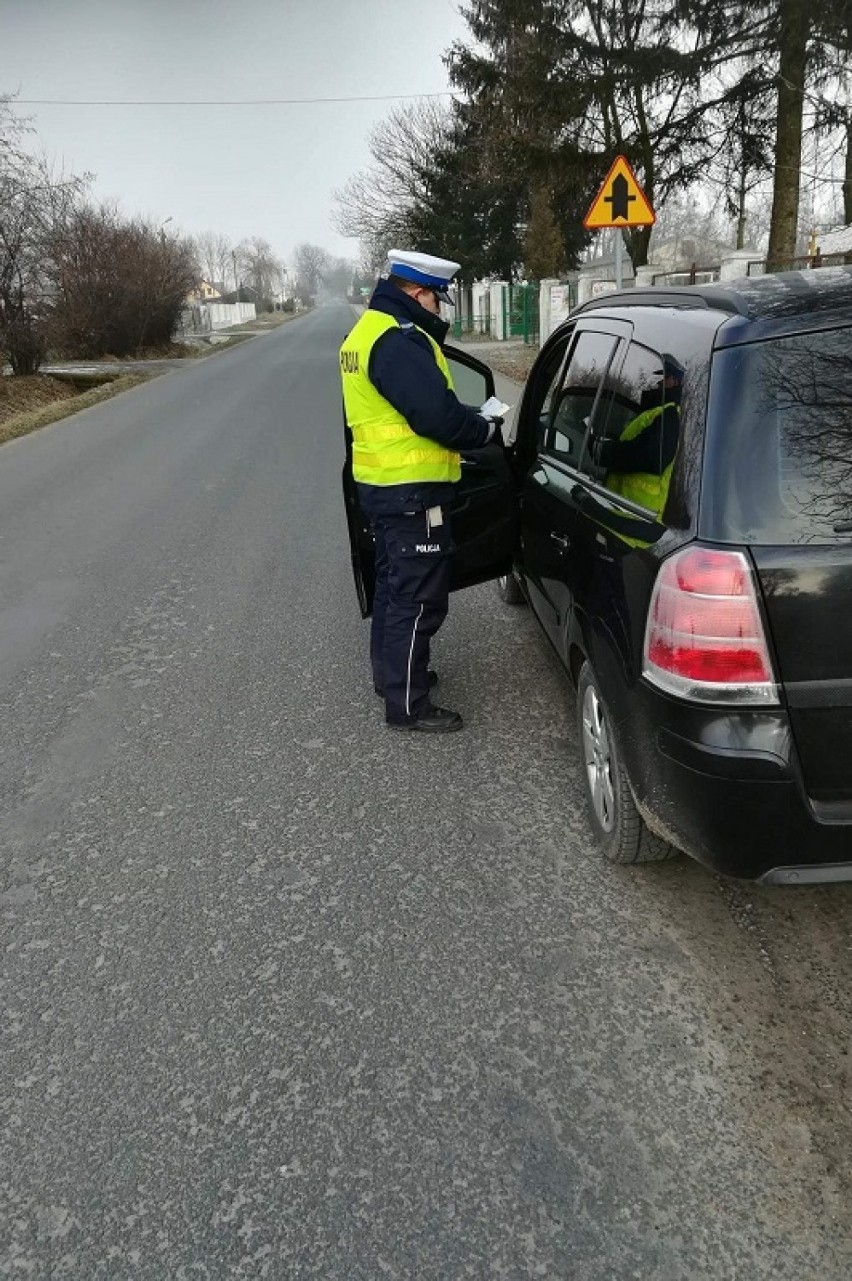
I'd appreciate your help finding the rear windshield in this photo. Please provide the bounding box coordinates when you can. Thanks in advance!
[701,326,852,545]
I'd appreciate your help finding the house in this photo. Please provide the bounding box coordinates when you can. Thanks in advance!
[185,279,222,304]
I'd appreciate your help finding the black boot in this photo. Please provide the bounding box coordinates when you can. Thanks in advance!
[387,704,463,733]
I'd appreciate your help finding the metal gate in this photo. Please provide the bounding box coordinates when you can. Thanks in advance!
[452,288,491,340]
[503,283,539,344]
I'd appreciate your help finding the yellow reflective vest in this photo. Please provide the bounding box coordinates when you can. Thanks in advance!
[340,310,461,487]
[605,401,678,517]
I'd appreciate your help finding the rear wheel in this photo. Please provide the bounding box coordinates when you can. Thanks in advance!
[576,662,675,864]
[497,571,524,605]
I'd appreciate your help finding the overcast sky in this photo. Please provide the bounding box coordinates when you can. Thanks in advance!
[1,0,470,269]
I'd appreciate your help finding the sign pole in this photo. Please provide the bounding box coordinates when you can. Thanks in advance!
[615,231,623,291]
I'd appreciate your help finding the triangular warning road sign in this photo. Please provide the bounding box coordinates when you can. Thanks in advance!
[584,155,655,230]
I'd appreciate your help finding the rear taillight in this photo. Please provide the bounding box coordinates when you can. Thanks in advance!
[643,547,778,705]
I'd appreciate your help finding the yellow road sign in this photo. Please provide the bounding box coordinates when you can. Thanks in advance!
[584,155,655,229]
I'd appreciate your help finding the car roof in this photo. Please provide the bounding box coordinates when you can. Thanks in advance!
[575,265,852,346]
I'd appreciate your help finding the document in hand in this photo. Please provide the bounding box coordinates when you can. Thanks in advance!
[480,395,512,418]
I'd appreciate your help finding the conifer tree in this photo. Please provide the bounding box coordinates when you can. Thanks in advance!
[766,0,811,262]
[524,186,566,278]
[449,0,731,269]
[448,0,595,271]
[757,0,851,260]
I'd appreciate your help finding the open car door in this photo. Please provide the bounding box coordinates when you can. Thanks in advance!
[342,344,517,618]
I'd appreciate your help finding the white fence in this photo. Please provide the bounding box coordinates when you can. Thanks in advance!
[205,302,256,330]
[535,248,771,344]
[179,301,257,336]
[459,246,783,347]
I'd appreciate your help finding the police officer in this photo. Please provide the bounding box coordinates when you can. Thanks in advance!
[340,250,502,733]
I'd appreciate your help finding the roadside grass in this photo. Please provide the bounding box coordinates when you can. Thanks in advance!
[132,341,208,360]
[0,374,151,447]
[452,330,494,344]
[450,338,538,381]
[488,348,540,383]
[179,331,256,354]
[46,341,210,365]
[0,309,306,448]
[451,335,540,384]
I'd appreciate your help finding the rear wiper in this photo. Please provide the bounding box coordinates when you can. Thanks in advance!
[833,520,852,533]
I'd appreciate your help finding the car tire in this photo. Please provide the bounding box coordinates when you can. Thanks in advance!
[497,571,525,605]
[576,661,676,865]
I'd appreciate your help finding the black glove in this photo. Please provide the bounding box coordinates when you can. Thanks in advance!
[484,416,505,445]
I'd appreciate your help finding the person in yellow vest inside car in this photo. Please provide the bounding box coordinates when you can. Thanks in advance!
[591,354,683,519]
[339,250,502,733]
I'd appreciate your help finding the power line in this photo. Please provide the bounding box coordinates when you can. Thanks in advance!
[14,92,454,107]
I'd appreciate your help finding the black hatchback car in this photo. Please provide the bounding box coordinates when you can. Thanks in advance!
[343,267,852,884]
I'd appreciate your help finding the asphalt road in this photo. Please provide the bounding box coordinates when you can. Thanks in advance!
[2,304,852,1279]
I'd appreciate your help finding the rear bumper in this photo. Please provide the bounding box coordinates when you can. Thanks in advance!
[620,683,852,881]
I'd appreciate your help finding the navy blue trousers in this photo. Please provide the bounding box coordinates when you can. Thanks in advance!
[370,509,453,725]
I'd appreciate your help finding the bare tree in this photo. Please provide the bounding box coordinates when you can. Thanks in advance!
[648,191,732,262]
[0,95,87,374]
[292,242,331,301]
[235,236,284,306]
[333,102,450,267]
[193,229,232,290]
[50,202,197,357]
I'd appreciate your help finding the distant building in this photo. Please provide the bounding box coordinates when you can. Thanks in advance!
[185,279,222,304]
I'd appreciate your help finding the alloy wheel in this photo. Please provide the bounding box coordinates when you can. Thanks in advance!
[581,683,615,833]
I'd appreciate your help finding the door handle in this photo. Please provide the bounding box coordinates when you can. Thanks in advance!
[550,531,571,550]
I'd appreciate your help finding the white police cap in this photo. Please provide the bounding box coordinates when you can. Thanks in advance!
[387,249,461,304]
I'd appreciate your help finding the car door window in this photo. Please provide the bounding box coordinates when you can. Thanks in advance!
[444,349,492,408]
[592,343,668,468]
[572,341,684,542]
[544,331,620,468]
[515,336,571,455]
